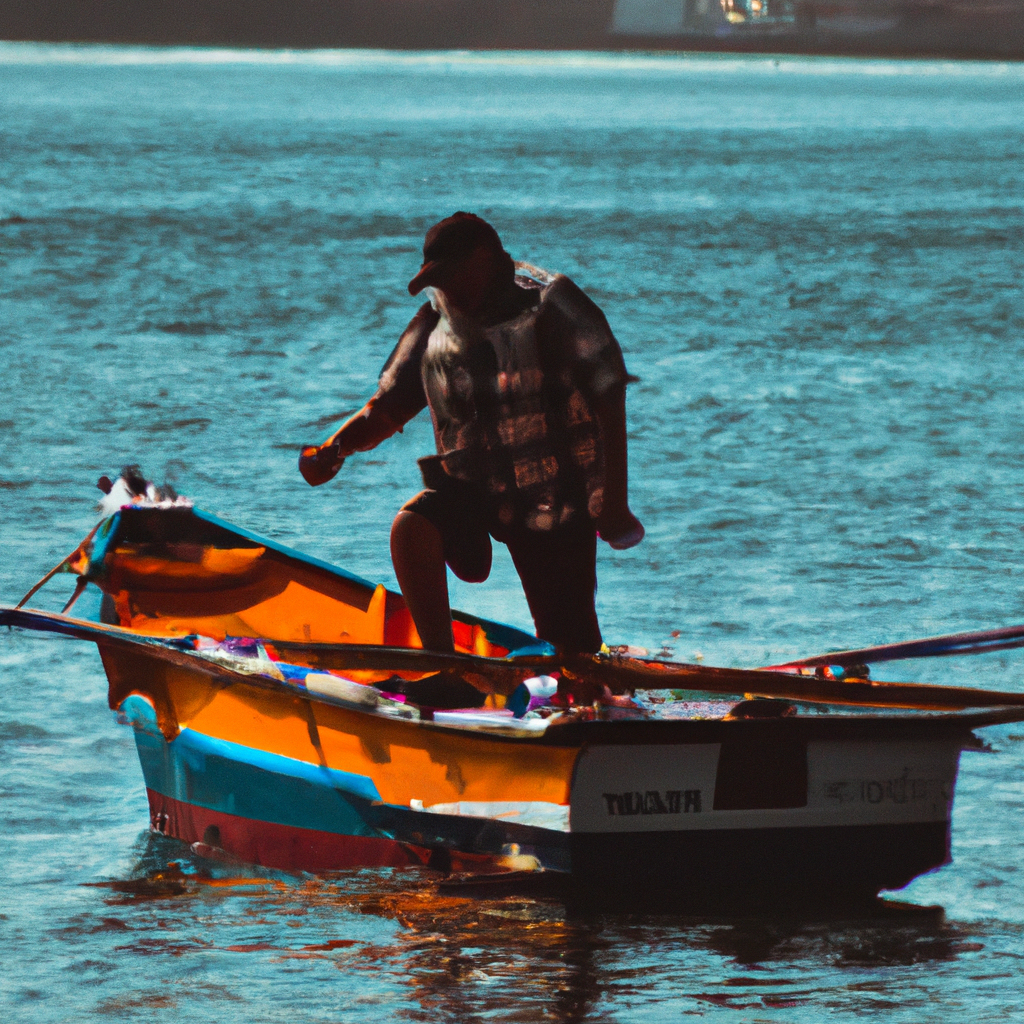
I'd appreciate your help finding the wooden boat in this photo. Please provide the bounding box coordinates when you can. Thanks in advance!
[6,498,1024,908]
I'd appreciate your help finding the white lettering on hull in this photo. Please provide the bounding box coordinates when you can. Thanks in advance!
[571,744,720,832]
[570,739,961,833]
[806,740,958,826]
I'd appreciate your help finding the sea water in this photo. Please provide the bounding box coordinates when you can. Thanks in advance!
[2,43,1024,1021]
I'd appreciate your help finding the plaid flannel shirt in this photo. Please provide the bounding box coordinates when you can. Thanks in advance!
[374,273,628,531]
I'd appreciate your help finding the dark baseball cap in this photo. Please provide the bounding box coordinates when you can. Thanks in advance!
[407,212,506,296]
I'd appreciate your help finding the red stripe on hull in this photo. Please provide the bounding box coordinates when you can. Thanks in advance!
[146,789,426,872]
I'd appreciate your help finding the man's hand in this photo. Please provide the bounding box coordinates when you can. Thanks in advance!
[299,442,345,487]
[596,506,645,550]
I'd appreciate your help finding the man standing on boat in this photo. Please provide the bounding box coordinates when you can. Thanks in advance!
[299,213,643,657]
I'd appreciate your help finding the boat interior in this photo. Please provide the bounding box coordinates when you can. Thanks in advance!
[73,505,534,658]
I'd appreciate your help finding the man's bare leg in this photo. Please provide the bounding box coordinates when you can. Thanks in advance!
[390,510,455,653]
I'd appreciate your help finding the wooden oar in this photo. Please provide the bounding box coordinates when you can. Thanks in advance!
[239,638,1024,710]
[765,622,1024,671]
[563,651,1024,712]
[0,607,547,695]
[6,605,1024,713]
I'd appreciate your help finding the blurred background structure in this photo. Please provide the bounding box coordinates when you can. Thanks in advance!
[3,0,1024,59]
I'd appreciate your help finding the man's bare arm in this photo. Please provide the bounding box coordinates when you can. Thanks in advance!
[592,384,645,549]
[298,303,437,487]
[298,399,405,487]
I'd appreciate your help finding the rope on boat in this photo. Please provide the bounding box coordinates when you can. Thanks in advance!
[15,522,101,610]
[60,577,88,615]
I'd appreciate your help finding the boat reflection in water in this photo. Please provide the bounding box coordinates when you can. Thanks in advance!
[100,828,974,1018]
[6,492,1024,912]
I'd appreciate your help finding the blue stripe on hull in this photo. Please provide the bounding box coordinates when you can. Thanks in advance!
[121,694,383,838]
[118,695,572,872]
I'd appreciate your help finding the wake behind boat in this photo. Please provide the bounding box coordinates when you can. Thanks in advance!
[6,488,1024,909]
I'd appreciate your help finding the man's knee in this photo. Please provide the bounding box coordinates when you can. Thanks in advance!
[391,509,441,553]
[392,507,491,584]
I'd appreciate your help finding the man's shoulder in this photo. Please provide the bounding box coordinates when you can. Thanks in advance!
[378,302,440,389]
[537,274,612,336]
[513,265,586,303]
[407,300,442,339]
[392,301,440,359]
[542,271,591,302]
[534,272,626,392]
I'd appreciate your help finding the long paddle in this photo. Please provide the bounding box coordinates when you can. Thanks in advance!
[764,622,1024,671]
[6,605,1024,715]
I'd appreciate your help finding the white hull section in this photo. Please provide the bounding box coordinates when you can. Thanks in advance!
[570,739,960,833]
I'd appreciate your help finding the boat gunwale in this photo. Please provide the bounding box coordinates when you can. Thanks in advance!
[92,505,378,591]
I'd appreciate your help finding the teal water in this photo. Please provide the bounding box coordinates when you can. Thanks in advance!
[2,43,1024,1021]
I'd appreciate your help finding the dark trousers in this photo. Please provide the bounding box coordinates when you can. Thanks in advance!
[403,479,602,654]
[499,515,601,655]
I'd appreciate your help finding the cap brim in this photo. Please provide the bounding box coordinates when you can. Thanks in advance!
[408,259,444,296]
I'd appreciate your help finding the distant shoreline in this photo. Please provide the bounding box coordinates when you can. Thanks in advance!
[3,0,1024,62]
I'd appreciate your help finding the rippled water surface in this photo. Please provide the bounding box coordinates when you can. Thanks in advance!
[3,44,1024,1022]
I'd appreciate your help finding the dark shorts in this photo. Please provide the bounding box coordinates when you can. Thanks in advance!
[402,468,602,654]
